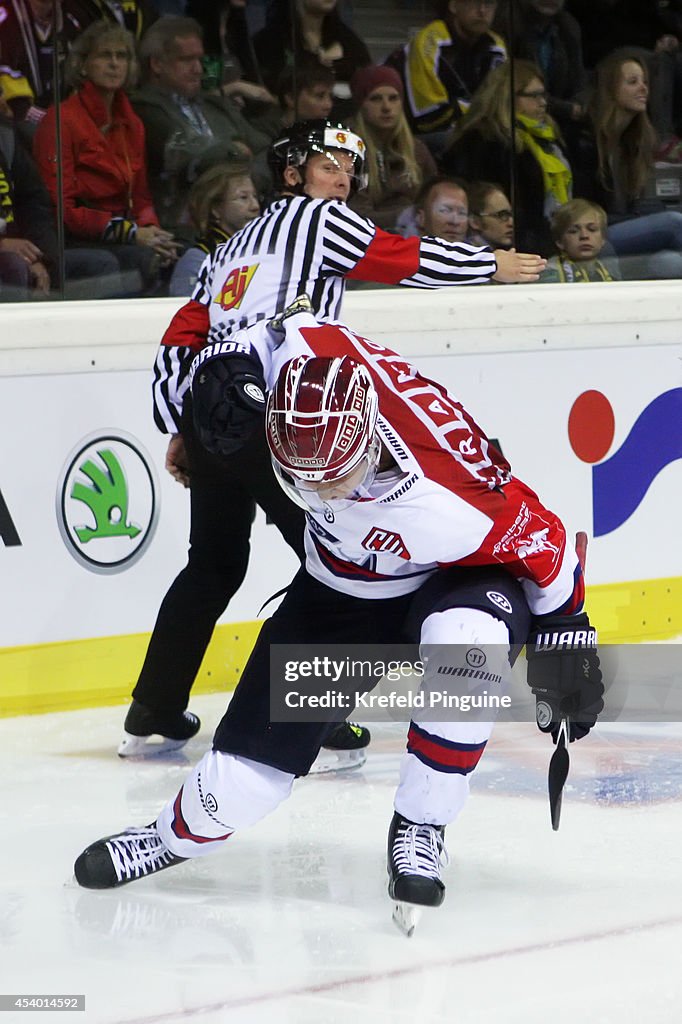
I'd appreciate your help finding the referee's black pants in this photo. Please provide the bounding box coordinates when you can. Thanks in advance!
[132,404,305,714]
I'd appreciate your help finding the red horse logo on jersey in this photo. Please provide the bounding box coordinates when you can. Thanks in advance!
[216,264,258,311]
[492,503,563,583]
[362,527,411,560]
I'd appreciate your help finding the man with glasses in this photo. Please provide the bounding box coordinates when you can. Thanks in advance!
[386,0,506,155]
[467,181,514,250]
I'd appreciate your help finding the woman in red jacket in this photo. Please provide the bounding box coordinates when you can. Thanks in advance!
[33,20,177,296]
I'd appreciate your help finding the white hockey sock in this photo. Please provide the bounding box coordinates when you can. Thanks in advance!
[157,750,295,858]
[395,608,510,827]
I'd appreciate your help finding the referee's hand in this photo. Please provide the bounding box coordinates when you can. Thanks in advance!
[165,434,190,487]
[493,249,547,283]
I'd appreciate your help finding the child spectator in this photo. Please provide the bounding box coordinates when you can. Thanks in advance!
[467,180,514,249]
[169,161,259,295]
[348,65,436,232]
[540,197,620,281]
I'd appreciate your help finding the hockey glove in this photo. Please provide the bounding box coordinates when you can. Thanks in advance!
[526,612,604,742]
[190,344,267,456]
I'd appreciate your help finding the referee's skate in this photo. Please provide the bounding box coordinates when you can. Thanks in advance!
[117,699,201,757]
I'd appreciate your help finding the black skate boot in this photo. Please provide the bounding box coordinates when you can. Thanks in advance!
[117,699,201,758]
[309,721,371,774]
[74,824,186,889]
[387,812,448,936]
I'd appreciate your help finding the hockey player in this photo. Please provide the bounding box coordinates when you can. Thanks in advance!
[121,117,546,760]
[75,302,603,932]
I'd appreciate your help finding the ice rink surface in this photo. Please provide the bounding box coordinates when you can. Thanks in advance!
[3,692,682,1024]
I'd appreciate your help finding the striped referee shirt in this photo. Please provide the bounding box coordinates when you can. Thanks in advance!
[152,194,497,433]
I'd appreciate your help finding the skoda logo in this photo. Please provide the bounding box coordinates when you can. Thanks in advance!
[56,431,159,574]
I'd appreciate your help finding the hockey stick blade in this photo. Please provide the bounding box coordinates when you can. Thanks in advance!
[575,530,588,573]
[548,719,570,831]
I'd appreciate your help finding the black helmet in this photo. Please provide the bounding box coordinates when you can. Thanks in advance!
[189,344,267,456]
[268,119,367,193]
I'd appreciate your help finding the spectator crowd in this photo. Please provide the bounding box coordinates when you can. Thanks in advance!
[3,0,682,300]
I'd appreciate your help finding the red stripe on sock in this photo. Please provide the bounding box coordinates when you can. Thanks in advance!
[171,787,232,844]
[407,726,486,771]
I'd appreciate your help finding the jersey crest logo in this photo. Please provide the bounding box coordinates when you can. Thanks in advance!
[492,503,562,583]
[215,264,258,311]
[362,527,411,561]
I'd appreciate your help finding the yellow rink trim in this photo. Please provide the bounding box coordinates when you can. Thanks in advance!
[0,577,680,718]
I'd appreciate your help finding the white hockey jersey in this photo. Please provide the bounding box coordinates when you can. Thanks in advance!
[191,313,584,619]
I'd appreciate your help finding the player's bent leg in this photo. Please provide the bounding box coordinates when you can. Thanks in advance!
[395,608,509,825]
[389,609,511,921]
[74,751,295,889]
[156,750,294,857]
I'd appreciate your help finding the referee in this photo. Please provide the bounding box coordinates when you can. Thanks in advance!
[121,119,545,759]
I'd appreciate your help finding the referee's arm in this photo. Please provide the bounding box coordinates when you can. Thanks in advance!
[345,227,497,287]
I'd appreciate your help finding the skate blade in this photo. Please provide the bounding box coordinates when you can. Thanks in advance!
[308,747,367,775]
[392,901,421,938]
[117,732,190,758]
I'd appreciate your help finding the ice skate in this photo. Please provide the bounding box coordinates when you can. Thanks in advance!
[387,812,448,937]
[117,699,200,757]
[74,823,186,889]
[309,721,370,774]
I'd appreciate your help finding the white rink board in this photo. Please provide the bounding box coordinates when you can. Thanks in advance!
[0,282,680,648]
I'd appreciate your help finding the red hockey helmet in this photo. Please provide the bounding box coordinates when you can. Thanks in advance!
[266,355,380,509]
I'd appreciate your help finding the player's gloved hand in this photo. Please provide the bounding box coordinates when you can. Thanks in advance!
[190,346,267,456]
[526,612,604,742]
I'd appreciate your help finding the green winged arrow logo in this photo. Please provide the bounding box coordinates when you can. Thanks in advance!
[70,449,141,543]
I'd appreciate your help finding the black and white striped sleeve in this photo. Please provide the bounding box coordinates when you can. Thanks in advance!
[319,202,378,275]
[402,237,497,287]
[343,224,498,287]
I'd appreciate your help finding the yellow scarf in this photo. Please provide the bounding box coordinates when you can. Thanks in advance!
[515,114,572,207]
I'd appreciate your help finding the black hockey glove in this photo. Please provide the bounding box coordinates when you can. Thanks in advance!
[526,612,604,742]
[190,345,266,456]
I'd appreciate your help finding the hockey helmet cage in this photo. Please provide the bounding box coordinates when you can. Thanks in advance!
[266,355,379,486]
[189,343,267,456]
[268,119,367,193]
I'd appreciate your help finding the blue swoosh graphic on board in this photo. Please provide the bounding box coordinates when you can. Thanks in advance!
[592,389,682,536]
